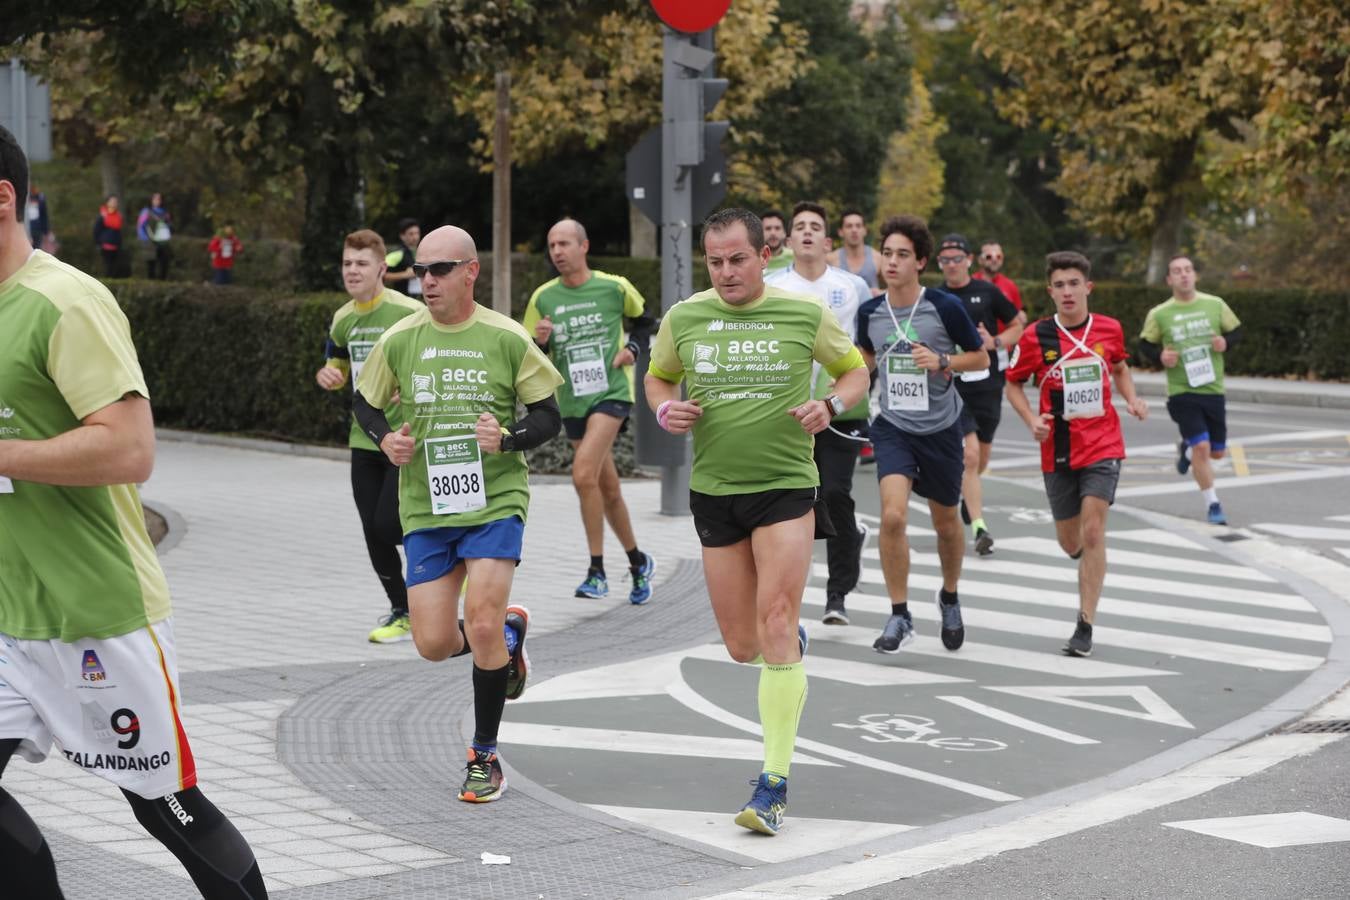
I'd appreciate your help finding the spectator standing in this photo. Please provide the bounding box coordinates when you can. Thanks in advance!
[92,195,122,277]
[383,218,423,301]
[207,225,243,285]
[137,192,173,279]
[26,183,48,249]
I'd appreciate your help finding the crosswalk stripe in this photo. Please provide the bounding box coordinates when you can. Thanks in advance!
[1101,528,1204,551]
[986,685,1193,729]
[823,562,1311,612]
[1251,522,1350,541]
[861,547,1274,586]
[800,620,1176,679]
[806,576,1328,642]
[1114,466,1350,498]
[496,722,840,767]
[990,536,1273,583]
[936,696,1099,745]
[803,590,1323,671]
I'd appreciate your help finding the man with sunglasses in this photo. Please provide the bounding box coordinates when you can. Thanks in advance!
[973,240,1024,323]
[316,230,425,643]
[353,226,563,804]
[523,218,657,605]
[936,233,1023,557]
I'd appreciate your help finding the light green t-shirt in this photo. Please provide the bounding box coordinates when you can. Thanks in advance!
[521,271,647,419]
[0,250,172,641]
[357,304,563,535]
[648,285,865,496]
[765,248,795,273]
[1140,292,1241,396]
[325,289,424,451]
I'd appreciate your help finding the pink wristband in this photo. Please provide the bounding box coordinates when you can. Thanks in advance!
[657,400,672,432]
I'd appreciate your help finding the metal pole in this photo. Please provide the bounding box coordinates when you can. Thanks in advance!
[659,30,692,516]
[492,70,512,316]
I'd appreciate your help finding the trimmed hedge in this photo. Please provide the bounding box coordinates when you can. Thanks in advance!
[104,275,1348,474]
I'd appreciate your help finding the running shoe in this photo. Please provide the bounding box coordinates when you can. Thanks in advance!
[798,623,809,658]
[937,590,965,650]
[873,611,914,654]
[458,748,506,802]
[1063,616,1093,657]
[822,593,850,626]
[1176,439,1191,475]
[1207,502,1228,526]
[974,527,994,557]
[368,612,412,644]
[734,773,788,835]
[505,605,530,700]
[628,553,656,605]
[574,571,609,599]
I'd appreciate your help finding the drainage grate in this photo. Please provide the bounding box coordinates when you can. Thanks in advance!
[1282,719,1350,734]
[1213,533,1249,542]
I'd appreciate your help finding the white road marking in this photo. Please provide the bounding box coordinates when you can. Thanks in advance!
[1101,528,1205,550]
[1251,522,1350,541]
[936,696,1099,745]
[700,733,1343,899]
[991,535,1273,583]
[667,680,1020,803]
[1114,466,1350,498]
[1162,812,1350,848]
[825,562,1309,612]
[985,685,1193,729]
[496,723,838,766]
[987,429,1350,471]
[801,620,1176,679]
[588,805,915,864]
[807,578,1328,642]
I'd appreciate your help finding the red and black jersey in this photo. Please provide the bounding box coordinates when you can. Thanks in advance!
[1006,314,1128,472]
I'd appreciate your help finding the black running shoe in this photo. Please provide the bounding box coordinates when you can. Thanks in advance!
[1176,439,1191,476]
[822,593,849,626]
[974,527,994,557]
[1063,616,1093,657]
[937,589,965,650]
[873,611,914,654]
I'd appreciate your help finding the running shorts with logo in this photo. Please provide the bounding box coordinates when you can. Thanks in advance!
[356,304,563,537]
[1006,315,1128,473]
[523,271,647,421]
[646,285,865,497]
[1167,393,1228,450]
[957,390,1003,444]
[405,516,526,587]
[1043,458,1122,520]
[0,619,197,798]
[690,488,823,548]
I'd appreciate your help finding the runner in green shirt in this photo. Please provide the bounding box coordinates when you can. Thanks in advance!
[0,124,267,897]
[354,224,563,804]
[645,208,869,837]
[522,218,656,604]
[1138,255,1243,525]
[315,229,424,643]
[761,208,794,273]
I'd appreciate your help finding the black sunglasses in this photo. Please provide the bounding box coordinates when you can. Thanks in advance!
[412,259,469,278]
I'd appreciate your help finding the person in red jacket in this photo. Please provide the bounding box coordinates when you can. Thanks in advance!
[1005,251,1148,658]
[92,195,123,277]
[208,224,243,284]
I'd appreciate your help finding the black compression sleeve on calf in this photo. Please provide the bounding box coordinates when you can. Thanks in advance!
[453,619,472,657]
[0,784,64,900]
[123,787,269,899]
[472,663,510,748]
[352,391,393,448]
[1136,339,1163,367]
[507,395,561,451]
[1222,325,1244,350]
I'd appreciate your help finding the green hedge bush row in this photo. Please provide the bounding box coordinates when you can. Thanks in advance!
[103,274,1348,475]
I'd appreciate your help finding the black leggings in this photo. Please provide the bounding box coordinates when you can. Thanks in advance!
[814,427,865,596]
[0,739,267,898]
[351,448,407,612]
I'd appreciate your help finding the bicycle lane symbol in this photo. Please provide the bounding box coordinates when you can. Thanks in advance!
[834,713,1007,752]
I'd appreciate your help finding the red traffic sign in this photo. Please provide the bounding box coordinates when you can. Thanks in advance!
[650,0,731,33]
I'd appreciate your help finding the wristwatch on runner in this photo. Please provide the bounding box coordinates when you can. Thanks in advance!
[825,394,846,418]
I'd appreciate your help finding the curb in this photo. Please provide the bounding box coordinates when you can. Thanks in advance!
[1130,372,1350,411]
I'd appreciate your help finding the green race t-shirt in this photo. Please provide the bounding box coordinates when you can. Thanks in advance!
[325,289,424,450]
[1140,292,1241,396]
[0,250,171,641]
[648,285,865,496]
[522,271,646,418]
[357,304,563,535]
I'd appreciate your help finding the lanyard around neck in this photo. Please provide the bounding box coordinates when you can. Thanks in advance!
[1048,314,1105,377]
[880,288,924,362]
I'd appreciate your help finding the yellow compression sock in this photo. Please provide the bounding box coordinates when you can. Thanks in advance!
[759,662,807,778]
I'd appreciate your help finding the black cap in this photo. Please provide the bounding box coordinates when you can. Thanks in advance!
[939,233,971,254]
